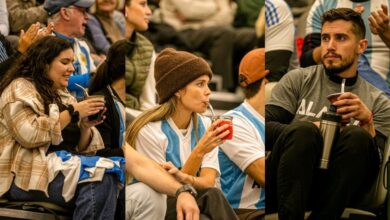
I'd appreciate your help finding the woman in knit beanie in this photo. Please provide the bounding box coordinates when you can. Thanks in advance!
[126,48,238,219]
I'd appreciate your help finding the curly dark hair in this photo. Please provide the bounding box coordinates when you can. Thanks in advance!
[0,36,73,114]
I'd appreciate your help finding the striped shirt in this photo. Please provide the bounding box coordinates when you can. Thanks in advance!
[218,101,265,209]
[265,0,299,70]
[135,115,220,174]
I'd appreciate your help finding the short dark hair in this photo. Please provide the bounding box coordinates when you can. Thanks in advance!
[243,78,262,99]
[321,8,366,39]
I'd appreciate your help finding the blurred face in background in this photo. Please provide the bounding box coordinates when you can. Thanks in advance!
[96,0,117,14]
[66,6,89,37]
[125,0,152,35]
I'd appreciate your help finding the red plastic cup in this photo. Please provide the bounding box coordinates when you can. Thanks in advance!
[212,116,233,140]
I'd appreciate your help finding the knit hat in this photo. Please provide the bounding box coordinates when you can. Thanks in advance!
[155,48,213,104]
[239,48,268,87]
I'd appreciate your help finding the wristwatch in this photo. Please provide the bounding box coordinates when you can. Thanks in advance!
[67,104,80,123]
[175,184,198,198]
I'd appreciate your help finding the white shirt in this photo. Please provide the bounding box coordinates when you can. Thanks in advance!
[135,115,220,174]
[218,101,265,209]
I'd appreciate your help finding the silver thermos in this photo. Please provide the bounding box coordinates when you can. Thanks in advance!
[319,105,342,169]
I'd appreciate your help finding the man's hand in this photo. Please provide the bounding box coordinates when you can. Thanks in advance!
[176,192,200,220]
[368,4,390,35]
[333,92,371,122]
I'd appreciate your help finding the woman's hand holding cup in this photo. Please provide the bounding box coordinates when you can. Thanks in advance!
[73,96,105,120]
[196,119,231,155]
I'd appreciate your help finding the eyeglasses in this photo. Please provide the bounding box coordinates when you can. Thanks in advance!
[67,6,88,16]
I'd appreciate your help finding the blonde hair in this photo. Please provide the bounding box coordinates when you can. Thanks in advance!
[126,96,199,149]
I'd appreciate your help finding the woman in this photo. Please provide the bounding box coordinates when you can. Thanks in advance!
[86,0,125,54]
[127,48,237,219]
[0,36,120,219]
[125,0,156,119]
[89,39,127,219]
[89,39,127,157]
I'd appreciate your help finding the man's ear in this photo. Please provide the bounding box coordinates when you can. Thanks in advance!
[358,39,368,54]
[60,7,71,21]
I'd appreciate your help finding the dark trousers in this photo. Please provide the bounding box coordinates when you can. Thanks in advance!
[181,26,256,90]
[266,121,379,220]
[165,187,239,220]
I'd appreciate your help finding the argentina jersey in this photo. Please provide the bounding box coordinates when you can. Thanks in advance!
[218,102,265,209]
[135,115,220,173]
[306,0,390,84]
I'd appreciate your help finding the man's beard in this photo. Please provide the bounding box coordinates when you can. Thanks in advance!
[322,54,354,75]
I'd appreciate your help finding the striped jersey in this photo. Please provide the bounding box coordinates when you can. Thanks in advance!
[265,0,299,70]
[135,115,220,174]
[306,0,390,84]
[218,101,265,209]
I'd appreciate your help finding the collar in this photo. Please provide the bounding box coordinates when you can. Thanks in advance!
[54,31,75,43]
[324,68,358,86]
[243,100,264,121]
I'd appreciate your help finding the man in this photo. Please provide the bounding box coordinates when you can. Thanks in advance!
[301,0,390,96]
[43,0,98,99]
[266,8,390,219]
[218,48,266,219]
[159,0,257,91]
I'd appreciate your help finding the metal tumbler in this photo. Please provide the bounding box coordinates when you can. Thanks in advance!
[319,105,342,169]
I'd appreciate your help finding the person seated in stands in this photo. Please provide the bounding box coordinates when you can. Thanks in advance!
[90,39,127,158]
[0,22,53,76]
[89,40,201,220]
[266,8,390,219]
[159,0,257,92]
[300,0,390,97]
[89,39,127,220]
[126,48,239,219]
[6,0,47,35]
[43,0,102,99]
[86,0,125,55]
[218,48,266,220]
[125,0,157,120]
[265,0,299,82]
[0,36,121,219]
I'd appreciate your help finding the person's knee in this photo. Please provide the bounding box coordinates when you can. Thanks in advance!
[339,125,374,153]
[212,26,235,41]
[284,121,322,151]
[126,182,166,219]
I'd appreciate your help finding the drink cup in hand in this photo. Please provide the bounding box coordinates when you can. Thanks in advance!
[326,92,342,104]
[212,116,233,140]
[86,95,105,121]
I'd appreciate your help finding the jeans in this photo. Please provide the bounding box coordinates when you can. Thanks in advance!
[6,173,118,220]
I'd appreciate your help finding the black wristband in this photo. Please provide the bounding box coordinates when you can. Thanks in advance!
[175,184,197,198]
[67,104,79,123]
